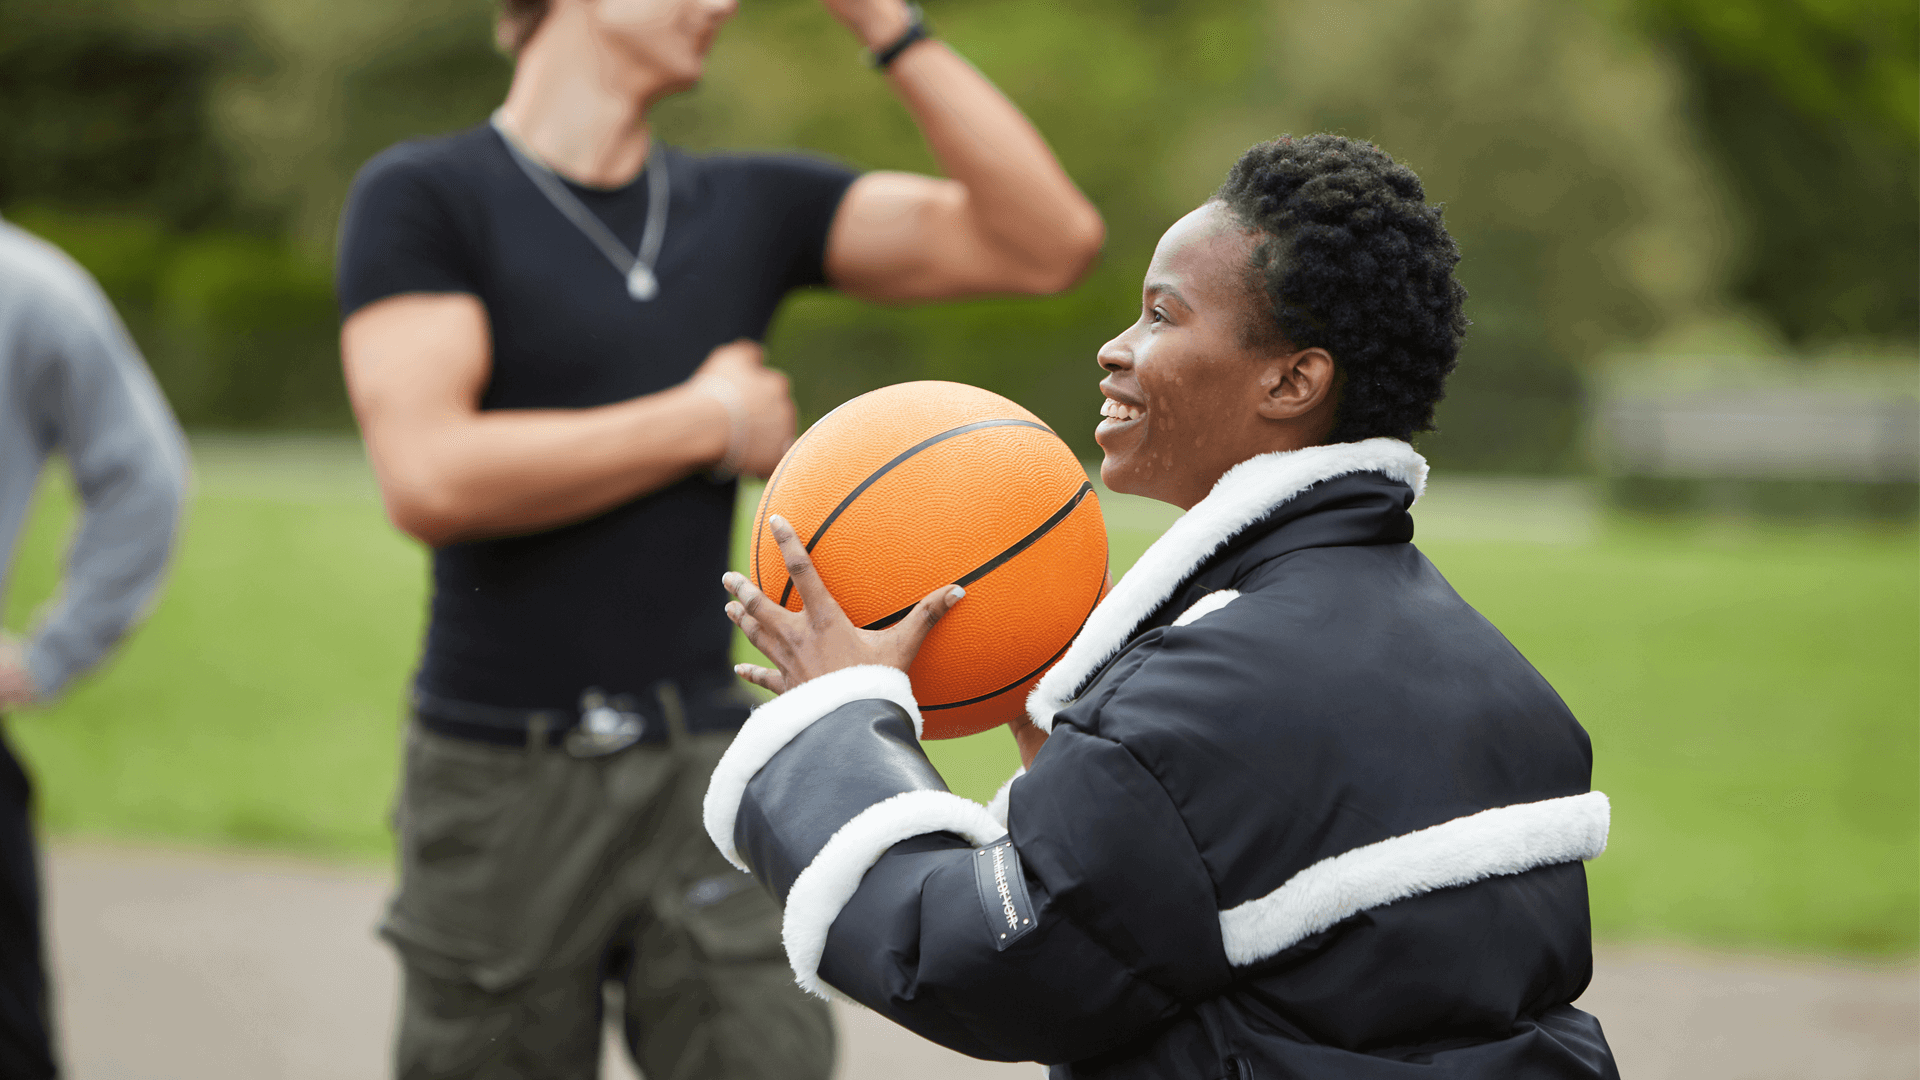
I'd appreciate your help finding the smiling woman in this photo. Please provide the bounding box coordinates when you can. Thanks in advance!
[1094,135,1470,510]
[712,134,1620,1079]
[1091,202,1341,509]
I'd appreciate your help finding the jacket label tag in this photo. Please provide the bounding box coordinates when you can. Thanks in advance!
[972,836,1037,951]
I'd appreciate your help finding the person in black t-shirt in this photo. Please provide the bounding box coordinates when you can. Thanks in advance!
[334,0,1103,1075]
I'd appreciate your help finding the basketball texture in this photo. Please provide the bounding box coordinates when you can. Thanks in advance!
[750,381,1108,739]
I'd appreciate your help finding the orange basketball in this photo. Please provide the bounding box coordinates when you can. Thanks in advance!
[749,381,1108,739]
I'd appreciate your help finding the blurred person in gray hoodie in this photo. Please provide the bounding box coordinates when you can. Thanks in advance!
[0,214,189,1079]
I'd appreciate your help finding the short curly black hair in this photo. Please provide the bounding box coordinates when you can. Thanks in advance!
[1214,134,1468,444]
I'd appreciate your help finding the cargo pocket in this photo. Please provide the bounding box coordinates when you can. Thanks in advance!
[657,732,786,964]
[381,724,545,990]
[660,863,786,964]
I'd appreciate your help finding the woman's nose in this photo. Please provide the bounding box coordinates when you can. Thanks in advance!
[1097,334,1131,372]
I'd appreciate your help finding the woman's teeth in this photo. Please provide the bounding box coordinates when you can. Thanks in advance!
[1100,399,1144,422]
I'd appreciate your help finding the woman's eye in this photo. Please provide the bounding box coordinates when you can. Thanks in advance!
[1148,308,1167,324]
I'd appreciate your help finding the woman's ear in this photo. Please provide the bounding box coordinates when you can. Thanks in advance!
[1256,347,1337,421]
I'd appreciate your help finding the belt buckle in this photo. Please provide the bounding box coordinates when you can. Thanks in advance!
[565,689,647,758]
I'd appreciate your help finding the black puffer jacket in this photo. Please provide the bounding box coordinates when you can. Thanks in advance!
[705,439,1619,1078]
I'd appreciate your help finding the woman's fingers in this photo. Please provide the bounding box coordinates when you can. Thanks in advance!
[723,573,787,628]
[722,571,762,609]
[722,574,783,657]
[886,583,965,659]
[767,515,847,626]
[734,663,788,694]
[723,526,938,694]
[732,610,769,653]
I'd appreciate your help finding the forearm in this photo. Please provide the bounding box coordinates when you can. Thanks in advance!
[705,667,1177,1063]
[882,35,1103,273]
[370,382,727,546]
[818,834,1178,1064]
[28,459,187,699]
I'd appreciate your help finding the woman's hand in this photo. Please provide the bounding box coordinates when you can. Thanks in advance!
[723,515,965,694]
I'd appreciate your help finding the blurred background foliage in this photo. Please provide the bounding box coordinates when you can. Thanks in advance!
[0,0,1914,467]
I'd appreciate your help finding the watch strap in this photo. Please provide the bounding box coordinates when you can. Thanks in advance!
[870,4,931,69]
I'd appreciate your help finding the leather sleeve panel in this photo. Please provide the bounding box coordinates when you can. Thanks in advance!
[817,833,1183,1064]
[735,698,947,901]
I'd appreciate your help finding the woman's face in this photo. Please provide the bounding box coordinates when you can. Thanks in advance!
[1095,202,1335,509]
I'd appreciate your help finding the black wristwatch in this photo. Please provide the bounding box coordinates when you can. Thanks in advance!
[870,4,931,69]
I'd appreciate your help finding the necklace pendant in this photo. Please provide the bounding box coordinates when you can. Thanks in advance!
[626,264,658,301]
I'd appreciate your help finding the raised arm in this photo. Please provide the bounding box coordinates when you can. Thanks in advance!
[821,1,1107,302]
[341,294,793,548]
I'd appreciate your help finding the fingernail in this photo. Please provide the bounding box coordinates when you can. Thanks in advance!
[949,586,966,601]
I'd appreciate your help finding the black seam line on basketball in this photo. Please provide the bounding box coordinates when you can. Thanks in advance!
[920,568,1105,711]
[776,418,1053,607]
[752,433,805,592]
[752,403,836,591]
[860,481,1095,632]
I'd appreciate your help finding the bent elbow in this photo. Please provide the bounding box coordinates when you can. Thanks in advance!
[140,457,192,532]
[381,475,467,548]
[1066,208,1107,271]
[1016,212,1105,295]
[389,505,462,549]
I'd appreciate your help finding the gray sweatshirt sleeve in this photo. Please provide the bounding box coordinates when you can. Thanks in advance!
[7,229,189,700]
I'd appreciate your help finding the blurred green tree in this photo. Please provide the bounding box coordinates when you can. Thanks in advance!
[0,1,350,429]
[1203,0,1740,471]
[1626,0,1919,346]
[0,5,247,230]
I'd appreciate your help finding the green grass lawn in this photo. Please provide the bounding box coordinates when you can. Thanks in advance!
[4,438,1915,955]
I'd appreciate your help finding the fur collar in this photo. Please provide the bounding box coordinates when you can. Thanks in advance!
[1027,438,1428,731]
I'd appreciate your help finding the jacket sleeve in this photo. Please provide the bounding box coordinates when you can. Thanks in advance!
[704,666,1231,1064]
[22,264,188,700]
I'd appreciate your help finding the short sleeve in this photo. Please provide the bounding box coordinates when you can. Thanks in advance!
[735,152,860,292]
[335,145,480,320]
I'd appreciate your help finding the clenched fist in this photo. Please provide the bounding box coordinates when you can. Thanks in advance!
[690,340,796,479]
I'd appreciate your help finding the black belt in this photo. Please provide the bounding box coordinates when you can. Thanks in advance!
[412,680,750,757]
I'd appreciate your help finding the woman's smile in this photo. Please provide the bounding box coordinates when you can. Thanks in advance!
[1096,391,1145,432]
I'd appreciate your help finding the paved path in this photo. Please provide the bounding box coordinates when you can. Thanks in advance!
[42,843,1918,1079]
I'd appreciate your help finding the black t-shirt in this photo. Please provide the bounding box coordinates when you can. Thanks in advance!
[336,123,857,710]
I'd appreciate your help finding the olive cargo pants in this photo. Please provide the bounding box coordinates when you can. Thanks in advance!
[381,711,833,1079]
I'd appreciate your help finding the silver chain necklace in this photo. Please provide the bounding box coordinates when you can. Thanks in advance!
[490,109,669,301]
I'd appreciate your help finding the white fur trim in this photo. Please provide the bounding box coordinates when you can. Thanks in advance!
[1171,589,1241,627]
[1217,791,1611,967]
[782,790,1005,998]
[1029,439,1427,731]
[704,665,922,871]
[985,767,1025,829]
